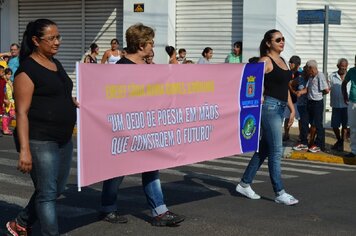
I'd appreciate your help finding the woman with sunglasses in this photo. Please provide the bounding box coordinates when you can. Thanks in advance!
[101,38,122,64]
[236,29,299,206]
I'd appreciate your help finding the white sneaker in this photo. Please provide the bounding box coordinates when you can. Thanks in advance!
[236,184,261,199]
[275,193,299,205]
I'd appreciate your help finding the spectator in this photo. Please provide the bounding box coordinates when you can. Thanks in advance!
[145,50,155,64]
[0,65,6,137]
[342,55,356,158]
[197,47,213,64]
[177,48,186,64]
[236,29,298,206]
[101,38,121,64]
[298,60,329,152]
[84,43,99,63]
[225,41,242,63]
[5,19,77,236]
[2,68,15,135]
[0,54,10,69]
[8,43,20,82]
[184,59,194,64]
[0,52,10,68]
[328,58,349,152]
[293,64,312,151]
[2,55,10,63]
[122,47,128,58]
[165,46,178,64]
[101,23,185,227]
[248,57,259,63]
[283,55,302,141]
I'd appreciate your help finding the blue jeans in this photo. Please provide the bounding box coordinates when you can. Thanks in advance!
[297,105,309,145]
[241,96,286,195]
[101,170,168,217]
[307,99,325,149]
[16,140,73,236]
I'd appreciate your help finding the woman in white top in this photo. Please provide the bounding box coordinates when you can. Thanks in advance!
[101,38,122,64]
[197,47,213,64]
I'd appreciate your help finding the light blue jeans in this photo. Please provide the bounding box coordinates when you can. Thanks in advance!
[101,170,168,217]
[241,96,286,195]
[16,140,73,236]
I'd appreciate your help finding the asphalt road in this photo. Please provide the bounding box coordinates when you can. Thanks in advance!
[0,135,356,236]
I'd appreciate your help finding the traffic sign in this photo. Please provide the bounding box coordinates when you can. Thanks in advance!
[298,9,341,25]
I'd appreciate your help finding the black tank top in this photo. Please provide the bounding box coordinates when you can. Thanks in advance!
[15,57,76,143]
[263,56,292,102]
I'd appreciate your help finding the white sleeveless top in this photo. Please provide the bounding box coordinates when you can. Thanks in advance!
[107,52,121,64]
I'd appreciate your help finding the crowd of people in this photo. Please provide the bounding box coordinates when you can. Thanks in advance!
[0,43,19,137]
[83,37,242,65]
[1,18,356,235]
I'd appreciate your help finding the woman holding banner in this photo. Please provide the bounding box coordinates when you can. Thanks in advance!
[236,29,299,206]
[6,19,77,236]
[100,23,185,227]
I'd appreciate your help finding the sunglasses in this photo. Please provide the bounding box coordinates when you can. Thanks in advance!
[274,37,285,43]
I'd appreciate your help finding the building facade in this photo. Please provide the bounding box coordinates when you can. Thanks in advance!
[1,0,356,115]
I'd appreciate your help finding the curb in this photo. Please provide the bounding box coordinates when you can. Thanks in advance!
[289,151,356,165]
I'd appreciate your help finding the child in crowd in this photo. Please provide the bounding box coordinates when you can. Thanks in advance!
[2,68,15,135]
[0,66,6,135]
[177,48,186,64]
[2,55,10,63]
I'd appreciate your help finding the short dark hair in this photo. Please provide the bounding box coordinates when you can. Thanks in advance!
[4,68,12,74]
[89,43,98,53]
[248,57,259,63]
[178,48,186,54]
[289,55,301,66]
[10,43,20,49]
[233,41,242,48]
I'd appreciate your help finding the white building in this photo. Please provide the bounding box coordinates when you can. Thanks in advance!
[1,0,356,123]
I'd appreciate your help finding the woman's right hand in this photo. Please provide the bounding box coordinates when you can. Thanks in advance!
[18,151,32,173]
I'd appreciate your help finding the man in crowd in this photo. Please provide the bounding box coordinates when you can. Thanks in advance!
[328,58,349,152]
[297,60,329,152]
[283,55,302,141]
[342,55,356,157]
[7,43,20,82]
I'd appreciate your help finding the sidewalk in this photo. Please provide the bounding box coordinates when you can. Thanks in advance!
[284,127,356,165]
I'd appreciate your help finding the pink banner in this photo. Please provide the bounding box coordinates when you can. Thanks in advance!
[77,63,264,187]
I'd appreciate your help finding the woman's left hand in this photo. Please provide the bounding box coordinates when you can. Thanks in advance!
[72,97,80,108]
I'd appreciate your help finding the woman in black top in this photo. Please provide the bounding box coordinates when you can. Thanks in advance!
[6,19,77,236]
[84,43,99,63]
[236,29,299,206]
